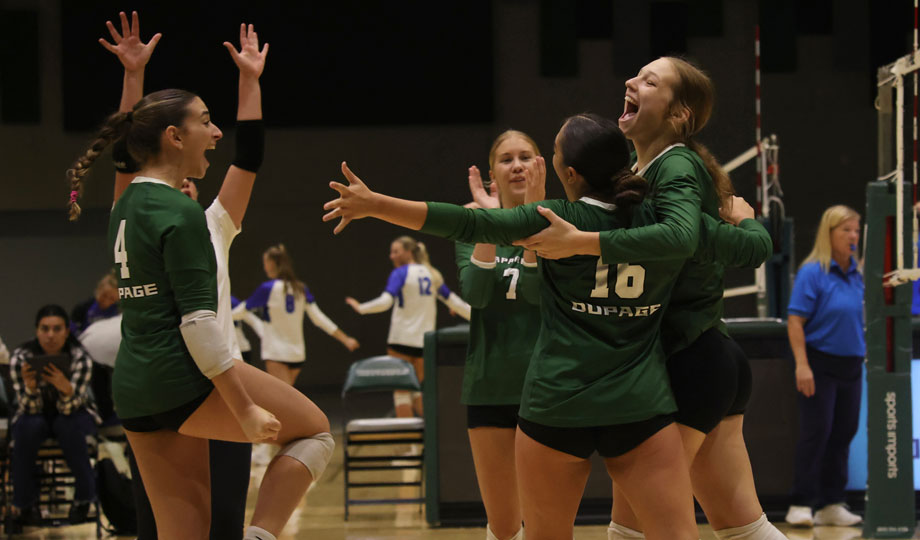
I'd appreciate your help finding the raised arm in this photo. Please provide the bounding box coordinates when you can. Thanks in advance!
[696,196,773,268]
[218,23,269,229]
[323,162,550,244]
[99,11,161,203]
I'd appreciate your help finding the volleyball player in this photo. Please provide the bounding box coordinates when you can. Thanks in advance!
[457,130,543,540]
[73,17,333,540]
[347,236,470,417]
[324,113,770,540]
[236,244,359,386]
[101,14,273,539]
[513,57,785,540]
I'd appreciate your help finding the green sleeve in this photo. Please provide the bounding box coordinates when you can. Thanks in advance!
[454,242,496,309]
[696,217,773,268]
[422,201,553,245]
[599,162,701,264]
[163,204,217,315]
[518,263,540,305]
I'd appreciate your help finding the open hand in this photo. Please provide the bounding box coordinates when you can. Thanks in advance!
[795,364,815,397]
[98,11,161,72]
[513,206,582,259]
[323,162,377,234]
[468,166,500,209]
[223,23,269,79]
[524,156,547,204]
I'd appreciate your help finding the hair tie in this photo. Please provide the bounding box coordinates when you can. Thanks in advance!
[69,190,79,204]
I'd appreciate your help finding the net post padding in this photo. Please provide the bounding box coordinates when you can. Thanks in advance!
[862,180,916,539]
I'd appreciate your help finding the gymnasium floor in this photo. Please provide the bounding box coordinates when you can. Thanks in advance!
[7,432,907,540]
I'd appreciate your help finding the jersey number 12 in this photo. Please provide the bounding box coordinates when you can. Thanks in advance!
[114,219,130,279]
[590,260,645,299]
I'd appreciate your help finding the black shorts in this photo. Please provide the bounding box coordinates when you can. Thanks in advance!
[388,344,423,358]
[121,390,212,433]
[467,404,519,429]
[667,328,753,434]
[517,414,673,459]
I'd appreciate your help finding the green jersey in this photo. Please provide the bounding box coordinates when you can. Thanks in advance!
[424,199,680,427]
[599,145,770,355]
[108,178,217,419]
[454,242,541,405]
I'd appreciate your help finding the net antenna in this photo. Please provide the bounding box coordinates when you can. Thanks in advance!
[722,24,783,318]
[881,0,920,287]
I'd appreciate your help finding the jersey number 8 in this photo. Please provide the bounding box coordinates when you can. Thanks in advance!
[114,219,130,279]
[590,260,645,299]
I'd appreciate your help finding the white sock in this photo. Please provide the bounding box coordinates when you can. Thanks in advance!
[487,524,524,540]
[714,514,787,540]
[244,525,277,540]
[608,520,646,539]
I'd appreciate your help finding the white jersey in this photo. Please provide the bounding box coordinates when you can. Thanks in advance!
[230,295,264,354]
[237,279,339,363]
[79,314,122,368]
[205,198,243,360]
[356,263,470,349]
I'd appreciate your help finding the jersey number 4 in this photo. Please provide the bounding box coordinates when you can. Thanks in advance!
[114,219,130,279]
[590,261,645,299]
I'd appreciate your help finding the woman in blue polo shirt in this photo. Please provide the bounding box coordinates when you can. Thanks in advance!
[785,205,865,528]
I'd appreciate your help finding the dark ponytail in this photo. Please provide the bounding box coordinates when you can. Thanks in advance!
[66,111,132,221]
[559,113,648,210]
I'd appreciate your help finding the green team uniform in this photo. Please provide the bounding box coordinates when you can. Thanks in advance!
[424,196,770,428]
[598,145,767,355]
[426,198,680,427]
[454,242,541,405]
[108,178,217,419]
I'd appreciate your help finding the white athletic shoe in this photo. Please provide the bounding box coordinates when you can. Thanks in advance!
[785,505,814,527]
[814,503,862,526]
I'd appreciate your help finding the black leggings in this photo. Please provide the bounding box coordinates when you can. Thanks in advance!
[666,328,753,434]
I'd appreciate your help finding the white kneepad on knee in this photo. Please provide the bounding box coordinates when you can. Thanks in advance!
[279,432,335,481]
[394,392,413,407]
[608,521,645,540]
[714,514,786,540]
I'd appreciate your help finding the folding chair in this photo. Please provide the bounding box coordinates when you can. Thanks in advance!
[342,355,424,520]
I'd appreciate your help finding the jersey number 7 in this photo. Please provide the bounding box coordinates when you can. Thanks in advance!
[114,219,130,279]
[590,260,645,299]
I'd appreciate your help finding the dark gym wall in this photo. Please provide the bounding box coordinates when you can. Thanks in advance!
[0,0,908,388]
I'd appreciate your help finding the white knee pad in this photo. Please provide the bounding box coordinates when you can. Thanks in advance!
[279,432,335,481]
[487,524,524,540]
[411,391,423,401]
[608,521,646,540]
[394,391,413,407]
[714,514,786,540]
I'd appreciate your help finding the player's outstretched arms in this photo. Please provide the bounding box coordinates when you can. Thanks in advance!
[323,162,428,234]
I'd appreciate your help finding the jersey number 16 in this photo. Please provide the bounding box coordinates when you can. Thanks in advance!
[590,261,645,299]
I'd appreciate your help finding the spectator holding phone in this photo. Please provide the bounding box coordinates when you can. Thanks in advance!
[9,304,100,528]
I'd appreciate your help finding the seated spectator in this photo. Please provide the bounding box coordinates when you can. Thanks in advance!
[70,271,120,336]
[10,305,100,527]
